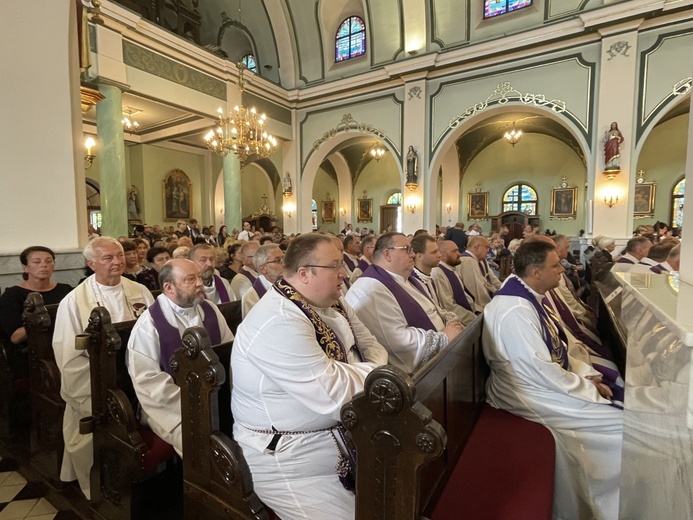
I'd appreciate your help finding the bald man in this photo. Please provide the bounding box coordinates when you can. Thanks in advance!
[432,240,479,324]
[127,259,234,456]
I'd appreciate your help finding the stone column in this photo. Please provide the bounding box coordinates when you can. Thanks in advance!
[96,84,128,238]
[223,153,242,232]
[402,75,427,233]
[440,147,460,229]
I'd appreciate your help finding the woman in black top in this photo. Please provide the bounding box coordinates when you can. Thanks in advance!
[0,246,72,377]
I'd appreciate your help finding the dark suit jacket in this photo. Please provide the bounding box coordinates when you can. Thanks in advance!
[444,227,468,252]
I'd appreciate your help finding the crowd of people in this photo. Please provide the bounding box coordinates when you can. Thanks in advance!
[0,217,682,519]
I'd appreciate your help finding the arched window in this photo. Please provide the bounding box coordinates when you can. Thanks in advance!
[312,199,318,230]
[484,0,532,19]
[503,183,537,215]
[386,192,402,205]
[335,16,366,62]
[671,178,685,228]
[241,54,257,73]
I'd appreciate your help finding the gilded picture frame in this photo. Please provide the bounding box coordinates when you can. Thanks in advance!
[550,187,577,220]
[467,192,489,220]
[633,183,656,217]
[357,198,373,222]
[322,200,336,223]
[162,169,192,221]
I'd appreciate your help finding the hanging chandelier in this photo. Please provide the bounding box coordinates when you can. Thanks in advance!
[368,141,386,161]
[504,123,522,147]
[205,64,277,165]
[122,109,140,133]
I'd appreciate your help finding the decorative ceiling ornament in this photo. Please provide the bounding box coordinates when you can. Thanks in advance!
[312,114,387,150]
[205,63,278,165]
[504,123,522,147]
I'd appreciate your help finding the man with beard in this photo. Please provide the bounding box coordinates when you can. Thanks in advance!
[229,241,260,299]
[432,239,480,322]
[126,259,234,455]
[53,236,154,498]
[189,244,236,303]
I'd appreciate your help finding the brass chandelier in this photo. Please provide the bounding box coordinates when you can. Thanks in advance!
[205,64,277,164]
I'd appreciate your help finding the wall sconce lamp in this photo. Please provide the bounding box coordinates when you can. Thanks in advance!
[406,197,419,213]
[283,202,295,218]
[339,207,347,217]
[604,195,619,208]
[84,137,96,169]
[445,202,452,214]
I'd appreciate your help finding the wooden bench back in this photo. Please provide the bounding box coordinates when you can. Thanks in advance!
[172,327,269,520]
[23,293,63,486]
[344,315,486,519]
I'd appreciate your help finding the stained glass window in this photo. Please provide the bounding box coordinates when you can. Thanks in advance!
[241,54,257,73]
[671,178,685,228]
[335,16,366,62]
[312,199,318,230]
[502,183,537,215]
[484,0,532,19]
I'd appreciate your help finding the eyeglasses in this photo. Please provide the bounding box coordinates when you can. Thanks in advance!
[387,245,413,254]
[303,262,345,271]
[264,258,284,265]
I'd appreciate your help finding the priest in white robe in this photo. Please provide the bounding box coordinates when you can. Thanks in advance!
[232,234,388,520]
[126,259,234,456]
[349,234,376,284]
[53,237,154,499]
[611,236,652,273]
[229,241,260,298]
[342,234,361,279]
[432,240,479,325]
[346,232,463,373]
[483,240,623,520]
[188,244,235,304]
[457,235,502,309]
[241,243,284,318]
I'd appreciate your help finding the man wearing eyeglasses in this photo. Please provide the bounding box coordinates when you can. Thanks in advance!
[349,234,376,284]
[231,233,388,519]
[230,241,260,299]
[346,232,464,373]
[241,244,284,317]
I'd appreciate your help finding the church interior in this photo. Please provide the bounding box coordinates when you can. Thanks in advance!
[1,0,693,518]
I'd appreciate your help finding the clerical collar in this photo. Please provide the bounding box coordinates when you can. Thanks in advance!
[413,267,432,280]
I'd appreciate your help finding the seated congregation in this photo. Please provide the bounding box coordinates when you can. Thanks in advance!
[3,222,667,520]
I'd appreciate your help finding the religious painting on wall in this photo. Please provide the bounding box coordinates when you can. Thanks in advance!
[550,187,577,220]
[467,192,489,220]
[322,199,336,223]
[634,183,656,217]
[163,169,192,221]
[357,197,373,222]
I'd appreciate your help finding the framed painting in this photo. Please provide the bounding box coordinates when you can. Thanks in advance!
[550,187,577,220]
[162,169,192,221]
[633,183,656,217]
[357,197,373,222]
[322,200,336,223]
[467,192,489,220]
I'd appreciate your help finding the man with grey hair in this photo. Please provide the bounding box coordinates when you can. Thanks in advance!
[229,241,260,299]
[611,236,653,273]
[484,240,622,520]
[458,235,502,309]
[127,259,234,456]
[188,244,235,304]
[241,244,284,317]
[232,233,387,519]
[53,236,155,499]
[349,234,376,283]
[347,232,463,373]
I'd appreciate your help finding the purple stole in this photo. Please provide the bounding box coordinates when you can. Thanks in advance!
[495,277,569,370]
[650,264,667,274]
[438,264,474,312]
[547,290,612,360]
[240,268,257,284]
[361,264,436,331]
[149,299,221,375]
[462,251,494,298]
[213,275,231,303]
[343,254,356,272]
[357,258,370,272]
[252,276,268,298]
[408,272,435,303]
[616,257,635,264]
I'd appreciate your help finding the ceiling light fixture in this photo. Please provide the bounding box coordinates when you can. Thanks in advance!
[205,64,278,165]
[368,141,386,162]
[504,123,522,147]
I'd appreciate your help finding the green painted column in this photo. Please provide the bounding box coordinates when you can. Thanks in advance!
[223,153,242,231]
[96,84,128,238]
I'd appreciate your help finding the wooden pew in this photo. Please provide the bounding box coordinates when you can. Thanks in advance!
[171,327,269,520]
[23,294,64,487]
